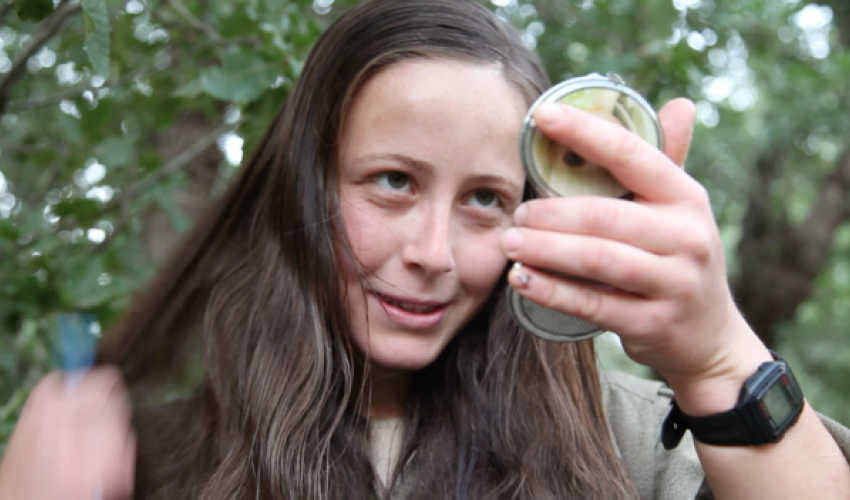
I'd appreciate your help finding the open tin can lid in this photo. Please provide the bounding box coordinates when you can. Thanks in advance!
[520,72,664,200]
[508,73,663,343]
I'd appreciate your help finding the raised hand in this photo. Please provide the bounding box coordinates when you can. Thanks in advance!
[0,368,135,500]
[501,99,772,413]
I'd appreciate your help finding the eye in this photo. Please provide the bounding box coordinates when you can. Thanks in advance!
[376,171,411,191]
[469,190,500,208]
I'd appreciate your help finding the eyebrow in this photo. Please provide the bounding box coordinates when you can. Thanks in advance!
[351,152,525,194]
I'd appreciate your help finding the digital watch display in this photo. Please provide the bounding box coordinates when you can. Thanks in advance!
[661,352,805,450]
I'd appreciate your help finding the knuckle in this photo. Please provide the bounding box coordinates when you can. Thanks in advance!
[682,268,712,308]
[678,227,714,264]
[645,303,675,333]
[583,199,620,234]
[540,279,560,310]
[581,240,618,276]
[526,199,554,228]
[668,266,701,302]
[692,183,712,207]
[616,130,646,160]
[574,288,605,321]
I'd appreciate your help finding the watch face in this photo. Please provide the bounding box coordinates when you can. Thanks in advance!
[760,377,800,429]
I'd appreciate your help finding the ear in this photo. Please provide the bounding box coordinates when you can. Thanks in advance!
[657,98,697,168]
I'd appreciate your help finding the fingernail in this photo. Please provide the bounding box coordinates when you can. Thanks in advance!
[502,228,523,255]
[534,103,564,126]
[513,203,528,226]
[510,262,530,288]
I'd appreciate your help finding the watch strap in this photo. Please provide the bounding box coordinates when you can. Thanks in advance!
[662,400,759,450]
[660,350,803,451]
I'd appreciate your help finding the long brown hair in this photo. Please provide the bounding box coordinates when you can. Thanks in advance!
[99,1,640,498]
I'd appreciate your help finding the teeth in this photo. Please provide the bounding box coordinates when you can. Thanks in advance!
[379,295,441,314]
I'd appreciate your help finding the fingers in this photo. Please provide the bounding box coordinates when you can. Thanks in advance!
[503,227,678,296]
[657,98,696,168]
[97,414,136,499]
[513,197,686,255]
[533,102,701,204]
[507,263,668,337]
[3,368,135,500]
[58,368,135,499]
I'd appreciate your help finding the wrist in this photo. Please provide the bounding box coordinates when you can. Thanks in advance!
[665,336,773,416]
[662,350,806,449]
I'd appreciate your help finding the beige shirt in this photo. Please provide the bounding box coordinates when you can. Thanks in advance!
[370,417,404,487]
[370,370,850,500]
[598,371,848,499]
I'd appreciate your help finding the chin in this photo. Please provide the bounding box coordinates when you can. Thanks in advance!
[360,333,449,372]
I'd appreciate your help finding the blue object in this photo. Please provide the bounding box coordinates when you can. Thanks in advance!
[52,312,99,372]
[52,312,104,499]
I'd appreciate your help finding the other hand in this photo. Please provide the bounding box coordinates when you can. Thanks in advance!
[0,368,135,500]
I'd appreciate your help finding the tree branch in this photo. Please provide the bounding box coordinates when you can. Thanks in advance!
[165,0,223,43]
[1,118,239,263]
[91,154,138,255]
[733,144,850,346]
[100,119,241,213]
[6,65,151,113]
[793,147,850,273]
[93,119,237,255]
[0,0,81,115]
[732,151,793,346]
[824,0,850,47]
[5,36,255,113]
[0,2,14,27]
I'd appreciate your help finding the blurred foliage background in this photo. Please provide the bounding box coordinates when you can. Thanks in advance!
[1,0,849,454]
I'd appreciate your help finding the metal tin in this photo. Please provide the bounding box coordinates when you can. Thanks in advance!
[520,73,664,199]
[507,263,602,342]
[508,73,663,342]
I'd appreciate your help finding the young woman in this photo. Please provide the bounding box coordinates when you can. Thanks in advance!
[1,1,849,499]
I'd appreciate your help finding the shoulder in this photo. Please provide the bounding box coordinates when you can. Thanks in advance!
[600,370,673,410]
[599,370,673,472]
[600,370,710,500]
[600,370,674,456]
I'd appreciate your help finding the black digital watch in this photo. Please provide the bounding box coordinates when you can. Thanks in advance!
[661,351,805,450]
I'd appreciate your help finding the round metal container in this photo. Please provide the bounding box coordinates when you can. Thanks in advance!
[508,73,663,342]
[520,72,664,199]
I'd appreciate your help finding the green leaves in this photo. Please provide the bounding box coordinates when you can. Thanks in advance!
[200,50,279,105]
[0,0,330,454]
[52,198,101,223]
[82,0,111,78]
[15,0,53,22]
[1,0,848,454]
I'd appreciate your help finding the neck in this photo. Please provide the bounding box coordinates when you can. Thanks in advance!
[358,363,411,420]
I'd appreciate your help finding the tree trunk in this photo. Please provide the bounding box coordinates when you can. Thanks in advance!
[732,6,850,347]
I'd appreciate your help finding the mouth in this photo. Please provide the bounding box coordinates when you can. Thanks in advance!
[373,292,449,315]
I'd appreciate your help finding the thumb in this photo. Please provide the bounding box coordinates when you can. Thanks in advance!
[657,98,696,168]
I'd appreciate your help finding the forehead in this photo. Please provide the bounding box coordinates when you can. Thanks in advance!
[340,58,528,186]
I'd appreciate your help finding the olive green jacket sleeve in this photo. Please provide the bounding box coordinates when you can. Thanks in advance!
[600,370,850,500]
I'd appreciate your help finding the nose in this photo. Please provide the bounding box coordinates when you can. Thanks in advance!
[401,202,455,276]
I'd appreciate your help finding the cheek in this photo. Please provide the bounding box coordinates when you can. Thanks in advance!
[457,230,508,294]
[341,198,393,272]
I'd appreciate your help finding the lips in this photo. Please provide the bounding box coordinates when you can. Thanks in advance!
[372,292,450,330]
[375,293,443,313]
[374,292,448,313]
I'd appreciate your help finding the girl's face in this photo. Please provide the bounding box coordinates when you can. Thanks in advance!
[339,59,527,372]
